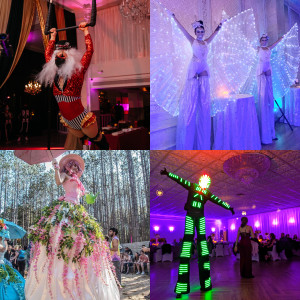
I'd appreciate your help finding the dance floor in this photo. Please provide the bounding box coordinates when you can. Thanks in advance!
[0,131,65,150]
[151,255,300,300]
[262,123,300,150]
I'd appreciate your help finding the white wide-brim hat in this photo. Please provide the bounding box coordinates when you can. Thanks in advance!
[59,154,85,177]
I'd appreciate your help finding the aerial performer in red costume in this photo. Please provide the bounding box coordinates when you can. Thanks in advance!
[37,0,108,149]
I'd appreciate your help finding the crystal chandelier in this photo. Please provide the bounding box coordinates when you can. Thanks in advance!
[119,0,150,24]
[24,81,41,95]
[223,153,271,185]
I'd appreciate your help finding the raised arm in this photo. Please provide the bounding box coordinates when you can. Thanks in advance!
[171,14,194,44]
[52,159,66,186]
[79,22,94,73]
[269,35,285,50]
[45,28,57,62]
[207,192,235,214]
[160,168,192,190]
[204,23,222,44]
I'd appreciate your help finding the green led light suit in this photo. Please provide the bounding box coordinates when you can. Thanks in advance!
[164,172,234,296]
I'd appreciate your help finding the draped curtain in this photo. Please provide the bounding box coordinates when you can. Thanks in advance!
[94,6,150,62]
[0,0,36,89]
[0,0,12,34]
[228,207,300,242]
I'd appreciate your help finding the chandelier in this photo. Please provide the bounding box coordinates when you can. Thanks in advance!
[24,81,41,95]
[223,153,271,184]
[119,0,150,24]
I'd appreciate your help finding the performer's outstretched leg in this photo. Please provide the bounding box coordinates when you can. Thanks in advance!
[174,215,195,296]
[196,216,212,291]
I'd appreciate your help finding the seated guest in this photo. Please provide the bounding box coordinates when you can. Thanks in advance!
[207,236,214,254]
[122,253,133,274]
[293,234,298,241]
[258,235,264,242]
[172,239,178,246]
[285,234,294,257]
[136,251,150,275]
[252,233,260,244]
[133,252,140,273]
[125,247,133,256]
[260,233,276,261]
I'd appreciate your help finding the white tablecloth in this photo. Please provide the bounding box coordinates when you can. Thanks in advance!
[284,87,300,126]
[212,94,261,150]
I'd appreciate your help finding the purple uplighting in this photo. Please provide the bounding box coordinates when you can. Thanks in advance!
[169,226,174,232]
[254,221,260,227]
[211,227,216,232]
[289,217,295,224]
[230,223,235,230]
[154,226,160,232]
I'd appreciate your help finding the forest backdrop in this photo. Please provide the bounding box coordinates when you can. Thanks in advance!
[0,150,149,245]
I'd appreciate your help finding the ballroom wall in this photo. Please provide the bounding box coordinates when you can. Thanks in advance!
[150,214,225,242]
[227,206,300,242]
[150,0,300,150]
[75,5,150,110]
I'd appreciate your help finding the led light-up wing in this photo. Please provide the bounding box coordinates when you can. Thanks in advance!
[271,23,300,100]
[208,9,258,115]
[150,0,192,117]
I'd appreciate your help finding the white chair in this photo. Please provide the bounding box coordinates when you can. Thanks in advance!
[162,252,173,262]
[153,248,162,262]
[209,248,216,257]
[292,249,300,256]
[267,244,281,261]
[223,244,230,256]
[279,249,287,260]
[216,244,224,257]
[251,241,259,262]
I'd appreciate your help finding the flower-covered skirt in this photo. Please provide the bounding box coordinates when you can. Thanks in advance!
[25,199,120,300]
[0,260,25,300]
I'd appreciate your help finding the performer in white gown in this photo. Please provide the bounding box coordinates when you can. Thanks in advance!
[256,34,284,144]
[173,17,222,150]
[25,154,120,300]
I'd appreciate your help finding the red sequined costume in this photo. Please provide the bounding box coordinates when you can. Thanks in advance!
[45,34,96,130]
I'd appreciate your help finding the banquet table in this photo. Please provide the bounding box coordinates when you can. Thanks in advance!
[212,94,261,150]
[283,87,300,126]
[104,127,149,150]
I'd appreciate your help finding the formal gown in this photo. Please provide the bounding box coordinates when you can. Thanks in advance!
[256,47,275,144]
[25,176,120,300]
[176,39,211,150]
[239,232,253,278]
[0,240,25,300]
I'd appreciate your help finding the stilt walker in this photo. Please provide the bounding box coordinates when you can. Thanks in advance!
[160,168,235,298]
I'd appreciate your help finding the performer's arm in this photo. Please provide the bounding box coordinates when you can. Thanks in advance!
[52,159,67,185]
[79,22,94,73]
[170,14,194,44]
[234,228,240,251]
[205,23,222,44]
[45,28,57,62]
[269,35,285,50]
[249,226,254,239]
[207,191,235,214]
[160,168,192,190]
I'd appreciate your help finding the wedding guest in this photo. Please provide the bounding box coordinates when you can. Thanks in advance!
[136,251,150,275]
[261,233,276,261]
[234,217,254,278]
